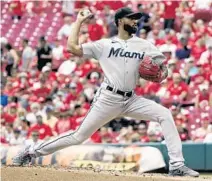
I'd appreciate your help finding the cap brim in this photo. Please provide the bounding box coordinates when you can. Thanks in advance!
[125,12,142,20]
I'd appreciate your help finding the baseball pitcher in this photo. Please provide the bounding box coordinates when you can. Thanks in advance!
[13,7,199,177]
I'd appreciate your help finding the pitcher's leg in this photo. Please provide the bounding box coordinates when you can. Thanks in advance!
[33,104,118,156]
[123,95,184,170]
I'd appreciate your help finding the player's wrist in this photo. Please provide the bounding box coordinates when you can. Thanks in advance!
[75,20,83,26]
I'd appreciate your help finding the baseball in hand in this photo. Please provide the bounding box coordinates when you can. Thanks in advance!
[81,9,92,17]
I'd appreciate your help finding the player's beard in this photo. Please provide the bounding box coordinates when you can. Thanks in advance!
[124,24,137,35]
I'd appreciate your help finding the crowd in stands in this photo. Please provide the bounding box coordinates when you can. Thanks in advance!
[1,0,212,147]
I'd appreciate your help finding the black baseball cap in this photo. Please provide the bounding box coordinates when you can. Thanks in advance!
[115,7,142,23]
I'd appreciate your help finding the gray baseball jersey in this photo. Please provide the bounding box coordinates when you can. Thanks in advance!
[31,36,184,170]
[82,35,165,91]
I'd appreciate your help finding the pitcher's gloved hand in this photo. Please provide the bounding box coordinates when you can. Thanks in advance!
[139,56,168,83]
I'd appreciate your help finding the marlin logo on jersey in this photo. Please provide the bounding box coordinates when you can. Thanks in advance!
[108,47,145,59]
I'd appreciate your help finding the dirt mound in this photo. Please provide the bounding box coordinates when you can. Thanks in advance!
[1,166,211,181]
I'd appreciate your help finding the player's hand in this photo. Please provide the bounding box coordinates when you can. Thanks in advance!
[76,8,93,24]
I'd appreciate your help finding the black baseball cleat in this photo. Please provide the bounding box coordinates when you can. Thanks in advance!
[12,146,34,166]
[169,165,199,177]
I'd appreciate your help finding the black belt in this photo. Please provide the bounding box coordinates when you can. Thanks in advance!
[106,86,133,97]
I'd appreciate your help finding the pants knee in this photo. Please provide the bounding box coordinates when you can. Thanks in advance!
[158,107,173,123]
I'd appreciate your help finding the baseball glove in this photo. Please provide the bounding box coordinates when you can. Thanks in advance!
[139,56,164,83]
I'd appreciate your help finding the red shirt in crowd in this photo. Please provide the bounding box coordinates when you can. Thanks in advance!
[135,86,144,96]
[69,115,85,130]
[32,86,51,98]
[74,1,90,9]
[88,23,104,41]
[27,123,53,140]
[167,82,188,96]
[144,82,161,94]
[198,93,210,102]
[91,131,102,143]
[140,135,150,142]
[94,0,124,10]
[191,45,206,60]
[64,93,78,104]
[54,118,75,134]
[163,1,179,19]
[10,0,23,16]
[1,113,15,125]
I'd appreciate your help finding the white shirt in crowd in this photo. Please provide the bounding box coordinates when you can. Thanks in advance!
[21,46,34,71]
[52,45,64,60]
[24,139,43,147]
[58,60,77,75]
[199,50,212,64]
[9,136,25,146]
[52,45,64,69]
[57,24,73,38]
[195,0,211,9]
[62,1,75,15]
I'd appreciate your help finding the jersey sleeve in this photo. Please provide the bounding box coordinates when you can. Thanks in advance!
[81,39,104,60]
[146,43,166,65]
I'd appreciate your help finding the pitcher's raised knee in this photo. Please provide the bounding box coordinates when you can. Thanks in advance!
[157,106,173,123]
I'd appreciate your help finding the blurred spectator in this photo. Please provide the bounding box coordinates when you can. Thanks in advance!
[199,40,212,65]
[57,16,74,39]
[99,127,113,143]
[88,16,105,41]
[36,36,52,71]
[58,57,77,75]
[1,105,15,125]
[31,1,45,16]
[64,82,78,105]
[26,103,43,124]
[138,29,147,40]
[43,107,58,131]
[162,1,179,30]
[69,104,86,130]
[147,22,165,43]
[4,43,19,76]
[195,84,212,108]
[9,129,25,145]
[204,124,212,143]
[0,85,8,107]
[177,126,190,141]
[167,73,188,102]
[167,59,178,80]
[193,117,211,142]
[137,121,149,142]
[102,5,117,37]
[136,3,151,35]
[74,0,90,12]
[3,122,14,143]
[52,38,64,72]
[21,39,34,71]
[25,130,42,147]
[54,111,73,135]
[27,114,53,140]
[179,57,198,83]
[19,118,30,137]
[195,0,212,9]
[9,0,24,20]
[7,103,18,121]
[62,0,75,16]
[148,130,162,142]
[176,36,191,60]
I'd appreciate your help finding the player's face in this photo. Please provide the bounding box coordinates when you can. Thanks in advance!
[121,17,138,35]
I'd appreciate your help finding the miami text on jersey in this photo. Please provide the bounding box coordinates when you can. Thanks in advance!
[108,47,145,59]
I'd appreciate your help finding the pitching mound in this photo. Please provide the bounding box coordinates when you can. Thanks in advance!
[1,166,211,181]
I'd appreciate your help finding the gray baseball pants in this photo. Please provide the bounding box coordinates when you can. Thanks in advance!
[31,84,184,170]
